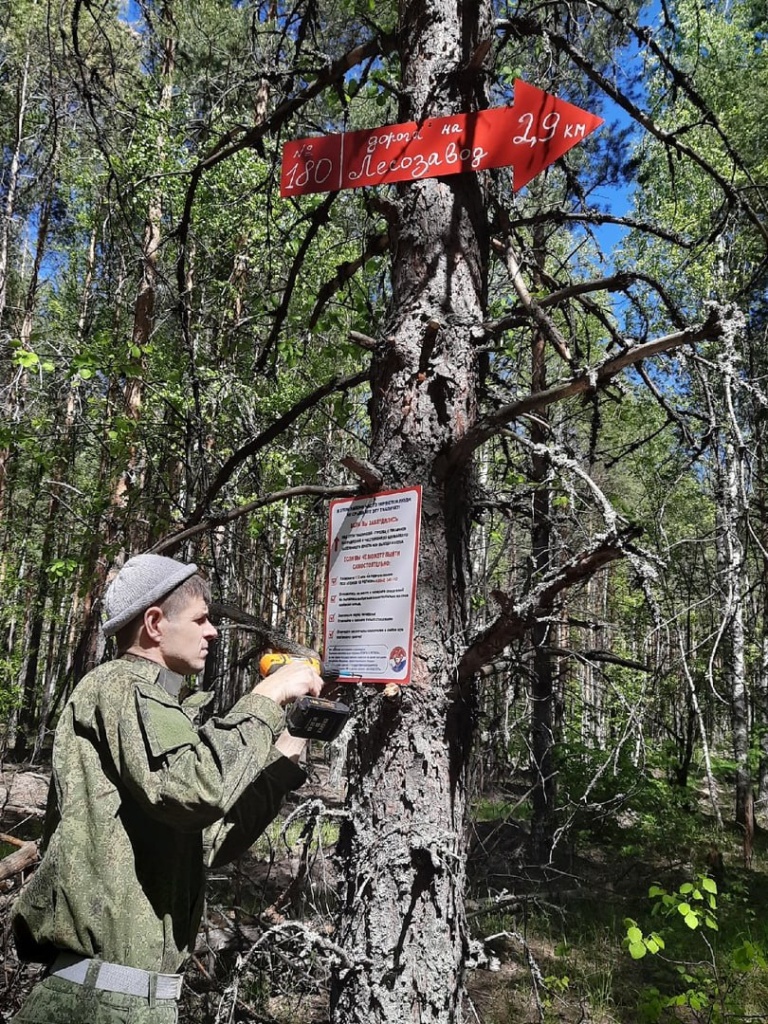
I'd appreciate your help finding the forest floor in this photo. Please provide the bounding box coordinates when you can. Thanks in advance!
[2,758,768,1023]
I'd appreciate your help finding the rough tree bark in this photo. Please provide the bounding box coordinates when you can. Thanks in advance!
[695,325,754,841]
[330,2,491,1021]
[712,343,753,840]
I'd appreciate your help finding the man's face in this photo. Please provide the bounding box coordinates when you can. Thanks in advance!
[156,594,218,675]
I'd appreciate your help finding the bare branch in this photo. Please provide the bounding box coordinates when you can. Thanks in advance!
[498,16,768,248]
[208,603,318,658]
[341,455,384,492]
[259,193,337,369]
[309,231,390,328]
[492,237,573,364]
[151,483,358,555]
[348,330,377,350]
[544,647,649,672]
[588,0,766,213]
[0,840,38,882]
[180,370,368,532]
[508,209,691,247]
[457,527,642,681]
[537,270,685,329]
[436,306,725,480]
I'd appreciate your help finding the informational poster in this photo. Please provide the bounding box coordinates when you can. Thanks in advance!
[323,486,422,684]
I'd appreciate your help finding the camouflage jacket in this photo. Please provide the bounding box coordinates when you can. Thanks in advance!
[12,655,304,973]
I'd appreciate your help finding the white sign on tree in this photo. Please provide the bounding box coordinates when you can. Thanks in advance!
[323,487,422,684]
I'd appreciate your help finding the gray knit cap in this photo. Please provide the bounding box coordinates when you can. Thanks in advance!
[102,554,198,637]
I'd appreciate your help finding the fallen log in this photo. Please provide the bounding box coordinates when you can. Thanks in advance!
[0,832,26,849]
[0,840,38,882]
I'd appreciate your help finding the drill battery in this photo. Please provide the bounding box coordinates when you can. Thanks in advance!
[259,653,351,742]
[286,695,350,742]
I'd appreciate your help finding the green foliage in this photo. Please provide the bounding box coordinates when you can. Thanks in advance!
[45,558,78,580]
[471,797,520,822]
[644,874,719,938]
[1,0,768,1013]
[0,677,22,719]
[541,971,570,1010]
[628,0,768,322]
[622,873,768,1021]
[625,920,667,959]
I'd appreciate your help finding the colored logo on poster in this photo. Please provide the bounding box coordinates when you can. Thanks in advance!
[389,647,408,673]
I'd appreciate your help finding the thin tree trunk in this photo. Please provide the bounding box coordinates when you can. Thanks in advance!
[755,443,768,810]
[718,437,752,829]
[0,47,30,323]
[102,7,176,559]
[709,339,752,833]
[11,177,61,759]
[676,626,722,828]
[0,44,38,533]
[528,321,557,862]
[757,632,768,808]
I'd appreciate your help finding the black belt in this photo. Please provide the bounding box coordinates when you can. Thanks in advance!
[49,952,183,1001]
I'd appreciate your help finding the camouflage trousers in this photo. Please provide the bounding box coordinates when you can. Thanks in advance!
[11,975,179,1024]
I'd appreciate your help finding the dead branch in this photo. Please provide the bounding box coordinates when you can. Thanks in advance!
[156,369,368,545]
[503,209,690,247]
[537,270,686,330]
[0,833,26,849]
[499,16,768,249]
[208,602,317,658]
[259,193,337,369]
[151,483,358,555]
[543,647,649,672]
[487,264,687,355]
[348,330,377,350]
[589,0,764,204]
[436,306,725,480]
[492,237,573,364]
[341,455,384,492]
[238,920,367,973]
[457,527,641,682]
[309,231,390,328]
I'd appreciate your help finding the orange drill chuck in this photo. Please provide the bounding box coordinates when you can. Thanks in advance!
[258,652,351,742]
[259,652,323,677]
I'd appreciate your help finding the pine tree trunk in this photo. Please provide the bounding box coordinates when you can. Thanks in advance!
[11,180,59,759]
[331,2,490,1020]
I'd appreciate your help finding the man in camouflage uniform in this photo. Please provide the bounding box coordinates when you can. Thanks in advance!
[11,553,323,1023]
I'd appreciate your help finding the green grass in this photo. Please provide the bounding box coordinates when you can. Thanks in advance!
[249,816,341,859]
[0,840,17,859]
[466,784,768,1022]
[472,795,528,822]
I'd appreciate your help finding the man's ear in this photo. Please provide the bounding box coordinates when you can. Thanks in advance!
[143,606,166,642]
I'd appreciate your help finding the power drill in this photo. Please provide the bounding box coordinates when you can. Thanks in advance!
[259,653,351,742]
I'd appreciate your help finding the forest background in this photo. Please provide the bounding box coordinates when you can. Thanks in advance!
[1,0,767,1021]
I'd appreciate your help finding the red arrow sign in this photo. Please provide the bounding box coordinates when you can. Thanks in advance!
[280,80,603,197]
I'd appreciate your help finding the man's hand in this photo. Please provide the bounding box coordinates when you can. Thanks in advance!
[252,660,323,707]
[273,729,308,763]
